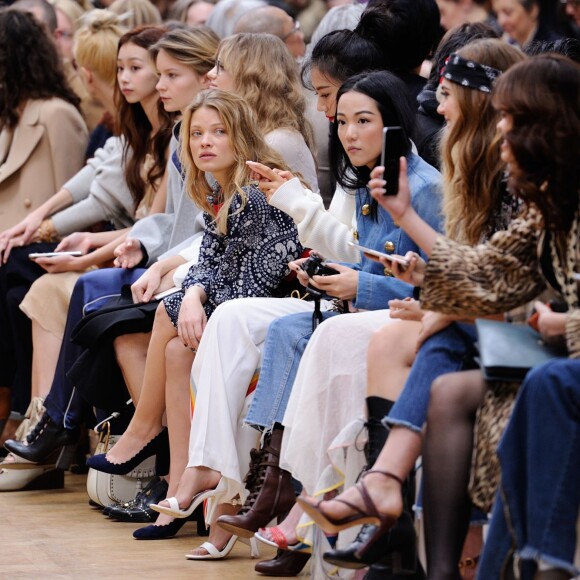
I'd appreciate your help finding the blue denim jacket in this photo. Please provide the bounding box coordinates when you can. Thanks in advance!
[348,152,443,311]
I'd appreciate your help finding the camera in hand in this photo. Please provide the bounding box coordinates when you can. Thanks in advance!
[300,254,339,300]
[300,254,339,278]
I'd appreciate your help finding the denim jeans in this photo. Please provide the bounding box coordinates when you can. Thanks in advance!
[386,322,478,432]
[44,268,145,429]
[478,359,580,579]
[244,310,339,429]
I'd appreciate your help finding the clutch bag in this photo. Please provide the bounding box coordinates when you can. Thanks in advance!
[475,318,566,382]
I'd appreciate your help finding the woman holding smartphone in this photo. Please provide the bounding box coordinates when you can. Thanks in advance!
[138,70,441,566]
[299,54,579,578]
[0,22,174,491]
[318,37,525,573]
[2,26,219,495]
[18,24,173,399]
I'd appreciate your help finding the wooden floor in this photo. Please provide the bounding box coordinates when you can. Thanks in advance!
[0,472,280,580]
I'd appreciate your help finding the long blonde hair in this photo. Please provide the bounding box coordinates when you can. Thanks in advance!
[216,33,315,153]
[439,39,525,244]
[181,89,295,236]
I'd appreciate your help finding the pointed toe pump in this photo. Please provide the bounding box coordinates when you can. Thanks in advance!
[86,428,169,476]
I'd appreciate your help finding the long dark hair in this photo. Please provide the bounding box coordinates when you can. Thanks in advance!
[0,9,81,130]
[492,55,580,232]
[330,70,415,192]
[115,26,175,209]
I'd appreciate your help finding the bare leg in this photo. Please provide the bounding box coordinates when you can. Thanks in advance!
[30,321,61,399]
[106,303,177,464]
[422,370,486,580]
[259,502,304,546]
[113,332,151,404]
[367,321,421,399]
[151,337,195,527]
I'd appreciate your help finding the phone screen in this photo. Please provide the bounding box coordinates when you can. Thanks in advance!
[380,126,405,196]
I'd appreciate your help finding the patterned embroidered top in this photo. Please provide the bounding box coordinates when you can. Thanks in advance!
[163,184,302,322]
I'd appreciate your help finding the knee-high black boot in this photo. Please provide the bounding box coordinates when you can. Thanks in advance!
[324,396,424,579]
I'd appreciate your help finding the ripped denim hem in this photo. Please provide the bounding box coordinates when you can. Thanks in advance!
[243,418,272,431]
[383,416,423,434]
[518,546,580,578]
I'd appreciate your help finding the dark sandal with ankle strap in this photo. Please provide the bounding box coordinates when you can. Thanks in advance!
[297,469,403,536]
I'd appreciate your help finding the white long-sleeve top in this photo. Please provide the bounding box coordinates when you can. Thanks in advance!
[269,177,359,263]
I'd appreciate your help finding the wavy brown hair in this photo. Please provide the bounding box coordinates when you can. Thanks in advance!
[492,54,580,232]
[0,9,81,130]
[439,39,525,245]
[115,26,175,209]
[180,89,298,236]
[216,33,315,154]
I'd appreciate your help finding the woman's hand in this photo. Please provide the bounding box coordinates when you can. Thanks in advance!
[380,251,426,287]
[534,301,567,343]
[55,232,94,254]
[416,311,456,351]
[0,210,49,264]
[388,298,424,322]
[114,238,144,269]
[177,286,207,349]
[369,158,412,222]
[309,263,358,301]
[131,265,162,303]
[246,160,294,201]
[31,253,87,273]
[0,208,44,244]
[288,257,312,288]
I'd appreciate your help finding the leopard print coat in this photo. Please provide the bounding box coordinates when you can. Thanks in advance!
[421,205,580,358]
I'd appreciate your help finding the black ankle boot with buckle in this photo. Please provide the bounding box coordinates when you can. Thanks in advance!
[4,410,79,468]
[105,476,169,523]
[217,426,296,538]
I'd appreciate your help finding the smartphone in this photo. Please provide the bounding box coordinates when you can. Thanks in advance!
[153,287,180,300]
[348,241,409,266]
[29,251,83,259]
[380,126,405,196]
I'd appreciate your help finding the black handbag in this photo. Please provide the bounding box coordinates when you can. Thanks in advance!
[66,286,162,413]
[475,318,567,382]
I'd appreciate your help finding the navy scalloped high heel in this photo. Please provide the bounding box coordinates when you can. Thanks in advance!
[87,428,169,476]
[133,506,208,540]
[133,517,188,540]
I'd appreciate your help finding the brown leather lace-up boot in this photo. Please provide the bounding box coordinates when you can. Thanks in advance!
[217,427,296,538]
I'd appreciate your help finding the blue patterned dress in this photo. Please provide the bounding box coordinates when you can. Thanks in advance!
[163,184,302,324]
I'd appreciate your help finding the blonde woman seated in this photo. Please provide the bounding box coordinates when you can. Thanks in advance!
[87,89,304,558]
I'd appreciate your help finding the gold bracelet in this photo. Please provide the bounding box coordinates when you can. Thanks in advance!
[36,219,57,243]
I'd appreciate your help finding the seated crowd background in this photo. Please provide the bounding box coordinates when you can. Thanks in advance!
[0,0,579,578]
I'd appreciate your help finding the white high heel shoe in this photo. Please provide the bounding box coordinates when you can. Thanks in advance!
[151,477,227,518]
[185,536,260,560]
[185,535,238,560]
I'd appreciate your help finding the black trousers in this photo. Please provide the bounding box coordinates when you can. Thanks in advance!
[0,242,57,414]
